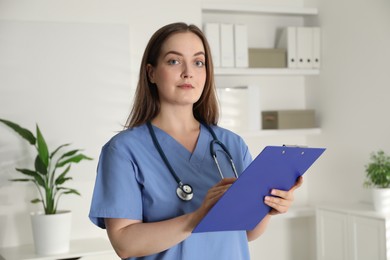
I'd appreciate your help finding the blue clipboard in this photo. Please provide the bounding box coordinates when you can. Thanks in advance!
[192,145,325,233]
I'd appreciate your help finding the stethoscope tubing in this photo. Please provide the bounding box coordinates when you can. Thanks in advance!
[209,139,239,179]
[146,122,182,185]
[146,121,238,201]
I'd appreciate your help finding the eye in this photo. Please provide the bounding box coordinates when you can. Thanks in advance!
[167,59,180,65]
[195,60,205,67]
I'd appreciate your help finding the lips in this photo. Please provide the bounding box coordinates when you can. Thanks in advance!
[179,83,193,89]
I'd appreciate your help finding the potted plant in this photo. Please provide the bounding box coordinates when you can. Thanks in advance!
[0,118,92,255]
[363,150,390,212]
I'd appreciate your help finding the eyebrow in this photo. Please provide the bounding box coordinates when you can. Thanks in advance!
[163,50,205,58]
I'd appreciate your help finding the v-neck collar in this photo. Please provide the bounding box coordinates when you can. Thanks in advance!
[149,123,210,165]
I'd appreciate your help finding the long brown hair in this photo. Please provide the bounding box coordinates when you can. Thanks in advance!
[125,22,219,128]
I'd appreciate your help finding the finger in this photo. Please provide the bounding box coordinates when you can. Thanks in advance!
[211,186,230,197]
[291,176,304,191]
[211,182,233,192]
[265,196,287,207]
[270,176,303,198]
[264,196,290,213]
[203,187,231,211]
[208,191,225,203]
[270,189,289,199]
[216,177,236,186]
[207,184,232,199]
[267,202,288,214]
[202,179,236,210]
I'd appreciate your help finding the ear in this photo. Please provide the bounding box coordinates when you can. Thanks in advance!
[146,64,155,84]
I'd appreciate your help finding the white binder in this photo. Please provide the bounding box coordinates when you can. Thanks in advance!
[220,23,235,68]
[276,27,297,68]
[296,27,313,69]
[312,27,321,69]
[203,23,221,68]
[234,24,249,68]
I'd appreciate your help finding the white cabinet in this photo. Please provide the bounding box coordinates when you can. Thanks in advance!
[201,3,321,137]
[350,215,386,260]
[317,206,387,260]
[316,209,351,260]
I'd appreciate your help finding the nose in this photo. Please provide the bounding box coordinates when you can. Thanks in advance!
[181,62,193,79]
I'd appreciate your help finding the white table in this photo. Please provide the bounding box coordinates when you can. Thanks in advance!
[0,238,115,260]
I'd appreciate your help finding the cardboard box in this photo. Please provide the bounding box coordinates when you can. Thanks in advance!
[248,48,287,68]
[262,109,316,129]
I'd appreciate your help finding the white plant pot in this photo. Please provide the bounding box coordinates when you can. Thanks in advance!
[372,188,390,213]
[30,210,72,255]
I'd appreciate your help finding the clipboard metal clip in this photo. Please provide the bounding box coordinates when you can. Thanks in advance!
[282,144,308,155]
[282,144,308,148]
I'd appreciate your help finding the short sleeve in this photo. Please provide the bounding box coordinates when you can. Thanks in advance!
[89,141,143,229]
[242,141,252,170]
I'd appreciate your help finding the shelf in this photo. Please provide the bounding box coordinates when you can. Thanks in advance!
[214,68,320,76]
[239,128,321,137]
[202,3,318,16]
[279,205,316,219]
[0,238,114,260]
[317,203,390,220]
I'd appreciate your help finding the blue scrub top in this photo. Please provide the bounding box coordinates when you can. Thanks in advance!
[89,123,253,260]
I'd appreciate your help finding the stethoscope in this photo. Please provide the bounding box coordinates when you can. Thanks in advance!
[146,122,238,201]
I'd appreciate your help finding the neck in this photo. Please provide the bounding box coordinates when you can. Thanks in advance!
[151,106,199,135]
[151,107,201,153]
[152,115,199,134]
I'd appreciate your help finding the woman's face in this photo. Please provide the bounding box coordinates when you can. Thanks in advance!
[147,31,206,108]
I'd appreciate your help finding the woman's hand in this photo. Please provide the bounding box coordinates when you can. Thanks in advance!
[190,177,236,227]
[104,179,238,259]
[264,176,303,215]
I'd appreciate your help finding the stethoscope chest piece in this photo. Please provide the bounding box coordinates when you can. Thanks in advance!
[147,121,237,202]
[176,183,193,201]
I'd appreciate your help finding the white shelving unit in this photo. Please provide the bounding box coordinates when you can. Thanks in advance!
[202,3,318,16]
[214,67,319,76]
[240,128,321,138]
[202,3,321,136]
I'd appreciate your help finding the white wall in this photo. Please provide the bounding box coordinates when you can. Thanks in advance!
[0,0,201,248]
[306,0,390,206]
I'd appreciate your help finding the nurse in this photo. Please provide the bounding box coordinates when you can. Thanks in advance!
[89,22,303,260]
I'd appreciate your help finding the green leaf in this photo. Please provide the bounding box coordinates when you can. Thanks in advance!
[58,187,81,196]
[36,124,49,167]
[34,155,48,175]
[9,178,34,182]
[57,153,92,167]
[0,119,36,145]
[365,150,390,188]
[55,165,71,185]
[1,119,93,212]
[50,143,70,159]
[56,177,72,185]
[31,198,42,204]
[15,168,45,187]
[15,168,37,177]
[62,149,80,158]
[64,189,81,196]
